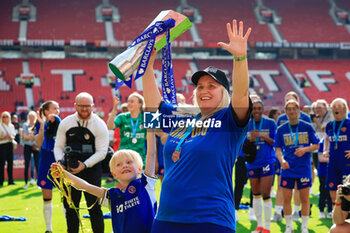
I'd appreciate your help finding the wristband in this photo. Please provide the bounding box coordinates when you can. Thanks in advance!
[234,55,247,61]
[335,202,341,206]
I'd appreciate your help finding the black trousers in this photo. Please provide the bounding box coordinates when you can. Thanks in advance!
[0,142,14,185]
[23,145,39,184]
[234,156,253,209]
[319,176,332,213]
[63,165,104,233]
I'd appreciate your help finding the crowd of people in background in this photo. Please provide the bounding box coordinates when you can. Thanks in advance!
[1,89,350,233]
[1,22,350,233]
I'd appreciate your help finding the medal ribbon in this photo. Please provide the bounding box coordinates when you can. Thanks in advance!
[119,19,176,104]
[161,26,177,105]
[252,117,264,143]
[333,118,345,148]
[174,114,201,152]
[288,121,299,147]
[130,115,140,140]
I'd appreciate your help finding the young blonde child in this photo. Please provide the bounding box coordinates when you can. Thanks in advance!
[51,131,157,233]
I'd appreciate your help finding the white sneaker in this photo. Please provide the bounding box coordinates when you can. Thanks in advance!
[327,212,333,219]
[30,178,35,185]
[23,184,28,189]
[248,208,256,221]
[284,225,294,233]
[301,227,309,233]
[271,212,283,222]
[318,211,325,219]
[235,210,239,221]
[291,211,300,222]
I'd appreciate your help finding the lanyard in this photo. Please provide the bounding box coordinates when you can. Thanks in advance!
[252,117,264,142]
[130,115,140,139]
[174,114,201,152]
[288,121,299,147]
[333,118,345,147]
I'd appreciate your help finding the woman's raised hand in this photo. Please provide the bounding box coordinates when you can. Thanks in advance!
[218,19,251,58]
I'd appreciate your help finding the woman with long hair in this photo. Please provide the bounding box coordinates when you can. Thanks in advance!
[34,101,60,233]
[0,111,16,186]
[21,111,40,189]
[107,92,147,164]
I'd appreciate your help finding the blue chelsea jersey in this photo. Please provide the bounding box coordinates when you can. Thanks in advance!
[104,174,157,233]
[277,111,311,127]
[246,116,277,169]
[274,120,319,178]
[156,101,251,231]
[325,119,350,167]
[34,115,61,151]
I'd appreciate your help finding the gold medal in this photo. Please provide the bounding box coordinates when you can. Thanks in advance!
[256,145,260,150]
[172,150,180,163]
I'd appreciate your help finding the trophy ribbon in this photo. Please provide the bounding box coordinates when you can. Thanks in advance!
[161,26,177,105]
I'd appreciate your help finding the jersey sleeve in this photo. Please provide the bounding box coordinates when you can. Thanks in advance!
[114,114,123,129]
[308,124,319,145]
[159,101,177,134]
[142,173,157,207]
[274,127,283,148]
[99,188,111,208]
[269,119,277,140]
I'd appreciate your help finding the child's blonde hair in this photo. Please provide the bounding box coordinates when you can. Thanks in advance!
[109,149,143,176]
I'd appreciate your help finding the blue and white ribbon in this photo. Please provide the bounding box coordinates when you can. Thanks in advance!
[115,18,177,104]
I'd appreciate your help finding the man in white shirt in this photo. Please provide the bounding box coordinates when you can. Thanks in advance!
[54,92,109,233]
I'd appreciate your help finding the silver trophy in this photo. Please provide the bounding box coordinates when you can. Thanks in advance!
[109,10,192,81]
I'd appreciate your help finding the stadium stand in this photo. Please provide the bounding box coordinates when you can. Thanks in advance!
[189,0,275,44]
[27,0,105,40]
[282,59,350,104]
[0,59,27,112]
[0,1,20,40]
[264,0,350,42]
[0,0,349,118]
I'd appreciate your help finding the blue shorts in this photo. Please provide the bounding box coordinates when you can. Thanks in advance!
[37,149,56,189]
[151,220,235,233]
[247,162,275,179]
[326,161,350,191]
[275,160,281,176]
[280,176,312,190]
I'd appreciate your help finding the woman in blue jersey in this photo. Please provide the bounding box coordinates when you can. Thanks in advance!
[317,140,332,219]
[143,20,252,233]
[274,100,319,233]
[35,100,60,233]
[324,98,350,203]
[247,100,276,233]
[273,91,309,223]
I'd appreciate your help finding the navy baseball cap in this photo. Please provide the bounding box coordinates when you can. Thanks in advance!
[191,66,230,92]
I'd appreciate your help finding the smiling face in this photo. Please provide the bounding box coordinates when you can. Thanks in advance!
[112,154,142,183]
[315,102,327,118]
[332,100,347,121]
[285,102,300,123]
[195,75,223,115]
[44,102,60,118]
[252,102,263,121]
[75,96,93,120]
[127,96,142,114]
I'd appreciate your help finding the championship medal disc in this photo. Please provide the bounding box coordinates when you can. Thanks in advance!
[172,150,180,162]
